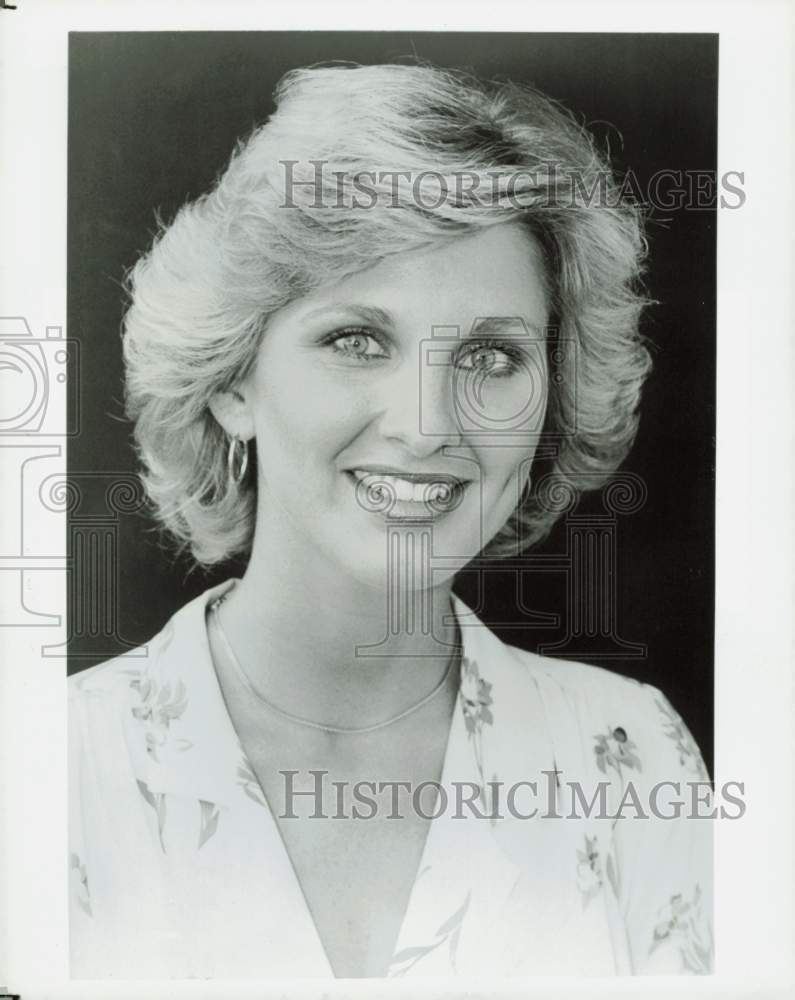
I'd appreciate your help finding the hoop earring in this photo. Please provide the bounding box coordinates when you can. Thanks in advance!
[227,436,249,487]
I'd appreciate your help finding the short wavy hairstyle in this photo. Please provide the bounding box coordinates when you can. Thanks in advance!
[123,62,652,566]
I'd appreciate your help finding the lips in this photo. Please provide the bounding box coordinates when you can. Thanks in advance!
[346,467,470,514]
[351,470,459,503]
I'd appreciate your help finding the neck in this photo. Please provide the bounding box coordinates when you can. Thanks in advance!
[215,514,461,731]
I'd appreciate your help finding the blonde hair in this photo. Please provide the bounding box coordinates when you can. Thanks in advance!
[123,62,652,565]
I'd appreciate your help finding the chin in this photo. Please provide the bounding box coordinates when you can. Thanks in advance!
[338,525,479,595]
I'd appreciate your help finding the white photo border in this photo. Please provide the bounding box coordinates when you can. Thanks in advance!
[0,1,793,998]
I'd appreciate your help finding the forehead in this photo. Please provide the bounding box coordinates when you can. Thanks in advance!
[290,222,550,334]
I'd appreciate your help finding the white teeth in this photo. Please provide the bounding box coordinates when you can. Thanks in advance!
[351,471,458,505]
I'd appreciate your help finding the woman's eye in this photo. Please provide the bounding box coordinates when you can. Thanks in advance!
[456,343,521,377]
[327,330,388,362]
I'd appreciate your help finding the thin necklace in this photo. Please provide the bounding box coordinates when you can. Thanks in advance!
[209,592,460,735]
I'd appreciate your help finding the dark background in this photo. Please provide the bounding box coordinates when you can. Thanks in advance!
[67,32,717,776]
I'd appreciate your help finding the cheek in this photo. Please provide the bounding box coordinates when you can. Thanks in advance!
[474,440,540,527]
[487,378,548,494]
[251,372,369,468]
[492,452,534,494]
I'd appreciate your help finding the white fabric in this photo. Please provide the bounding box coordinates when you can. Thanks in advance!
[69,579,713,978]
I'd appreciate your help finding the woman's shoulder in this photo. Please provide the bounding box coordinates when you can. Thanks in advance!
[68,579,235,702]
[506,641,707,770]
[456,600,709,782]
[501,636,663,717]
[68,620,170,705]
[457,596,659,711]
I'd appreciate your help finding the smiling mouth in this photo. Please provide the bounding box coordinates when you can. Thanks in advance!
[346,469,470,515]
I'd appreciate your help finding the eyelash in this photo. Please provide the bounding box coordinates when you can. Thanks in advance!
[322,327,525,377]
[457,339,525,378]
[322,327,389,362]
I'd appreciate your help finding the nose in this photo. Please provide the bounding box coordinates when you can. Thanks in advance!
[376,353,463,456]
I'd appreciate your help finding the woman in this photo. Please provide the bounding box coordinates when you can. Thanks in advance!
[69,62,713,978]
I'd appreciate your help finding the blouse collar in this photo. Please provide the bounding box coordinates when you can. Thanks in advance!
[127,579,557,814]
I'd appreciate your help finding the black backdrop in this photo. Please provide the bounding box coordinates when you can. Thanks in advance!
[67,32,717,777]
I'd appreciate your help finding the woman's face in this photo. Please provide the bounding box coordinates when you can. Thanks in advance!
[232,222,550,591]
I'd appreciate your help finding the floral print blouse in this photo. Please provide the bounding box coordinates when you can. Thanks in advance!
[69,580,713,978]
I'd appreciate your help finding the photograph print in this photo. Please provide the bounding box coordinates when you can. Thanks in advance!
[66,31,719,979]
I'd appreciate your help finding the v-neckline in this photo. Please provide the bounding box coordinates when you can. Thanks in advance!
[202,579,467,979]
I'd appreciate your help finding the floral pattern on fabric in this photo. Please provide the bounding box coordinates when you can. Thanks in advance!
[68,585,714,978]
[137,778,168,852]
[459,657,493,733]
[389,891,471,975]
[650,885,713,973]
[70,852,92,917]
[130,675,191,761]
[458,657,495,812]
[575,834,621,907]
[576,835,603,906]
[198,800,221,849]
[237,756,267,807]
[654,696,710,780]
[593,725,642,775]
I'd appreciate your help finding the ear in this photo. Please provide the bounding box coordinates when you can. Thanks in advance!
[208,386,256,441]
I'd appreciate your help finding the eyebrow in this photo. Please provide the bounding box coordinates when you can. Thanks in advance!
[301,304,394,328]
[466,316,546,339]
[301,304,545,338]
